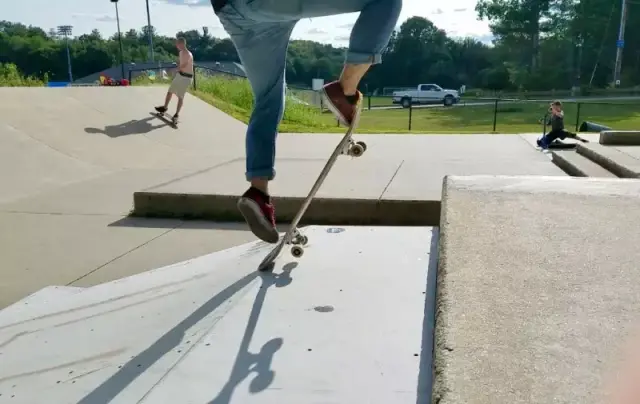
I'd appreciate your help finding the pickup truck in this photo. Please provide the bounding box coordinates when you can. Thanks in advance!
[392,84,460,107]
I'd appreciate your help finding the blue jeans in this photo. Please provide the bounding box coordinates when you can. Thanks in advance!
[215,0,402,181]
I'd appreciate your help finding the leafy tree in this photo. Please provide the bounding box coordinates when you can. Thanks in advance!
[3,6,640,93]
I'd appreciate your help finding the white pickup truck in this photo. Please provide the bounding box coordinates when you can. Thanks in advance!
[392,84,460,107]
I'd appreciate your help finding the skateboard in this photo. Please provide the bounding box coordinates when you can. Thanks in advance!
[538,135,589,150]
[152,110,178,127]
[257,100,366,272]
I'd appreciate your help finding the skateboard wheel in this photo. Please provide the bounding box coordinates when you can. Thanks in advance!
[291,245,304,258]
[349,144,365,157]
[290,230,302,245]
[356,141,367,152]
[301,235,309,245]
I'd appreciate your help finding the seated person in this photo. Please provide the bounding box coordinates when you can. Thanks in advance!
[537,101,577,149]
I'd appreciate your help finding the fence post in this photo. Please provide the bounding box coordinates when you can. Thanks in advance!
[575,103,581,131]
[192,69,197,91]
[492,99,498,132]
[408,97,413,131]
[128,69,132,83]
[367,94,371,111]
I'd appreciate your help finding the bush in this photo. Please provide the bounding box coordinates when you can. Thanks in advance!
[0,63,45,86]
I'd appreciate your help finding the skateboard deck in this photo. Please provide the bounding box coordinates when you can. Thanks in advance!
[539,136,589,150]
[257,100,365,272]
[547,141,578,150]
[151,111,178,128]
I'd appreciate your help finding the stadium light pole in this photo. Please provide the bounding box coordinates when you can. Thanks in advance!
[145,0,155,62]
[110,0,126,80]
[57,25,73,82]
[613,0,628,87]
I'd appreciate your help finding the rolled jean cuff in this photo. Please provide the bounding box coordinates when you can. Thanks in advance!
[345,51,382,65]
[246,169,275,182]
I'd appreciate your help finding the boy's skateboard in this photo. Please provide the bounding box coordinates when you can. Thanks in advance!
[538,134,589,150]
[151,110,178,128]
[257,101,365,272]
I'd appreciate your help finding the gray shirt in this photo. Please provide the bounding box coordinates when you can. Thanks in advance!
[547,112,564,131]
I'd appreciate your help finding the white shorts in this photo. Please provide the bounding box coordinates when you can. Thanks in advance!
[169,73,192,98]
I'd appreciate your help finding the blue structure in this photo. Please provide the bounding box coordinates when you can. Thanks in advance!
[47,82,69,87]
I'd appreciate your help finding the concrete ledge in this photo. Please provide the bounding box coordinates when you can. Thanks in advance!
[599,130,640,145]
[133,191,441,226]
[577,143,640,178]
[434,175,640,404]
[550,150,617,178]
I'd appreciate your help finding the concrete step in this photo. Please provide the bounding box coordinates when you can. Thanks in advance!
[551,150,617,178]
[600,130,640,146]
[436,175,640,404]
[577,143,640,178]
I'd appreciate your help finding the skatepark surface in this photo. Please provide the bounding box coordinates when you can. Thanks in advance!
[2,86,640,403]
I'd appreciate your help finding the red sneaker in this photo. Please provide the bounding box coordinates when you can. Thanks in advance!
[237,187,279,243]
[322,81,362,126]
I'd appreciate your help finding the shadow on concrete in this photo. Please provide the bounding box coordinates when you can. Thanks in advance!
[107,216,249,231]
[84,116,166,138]
[208,262,297,403]
[416,227,439,404]
[75,264,295,404]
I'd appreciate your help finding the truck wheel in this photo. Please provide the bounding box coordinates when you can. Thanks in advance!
[443,95,454,106]
[401,97,411,108]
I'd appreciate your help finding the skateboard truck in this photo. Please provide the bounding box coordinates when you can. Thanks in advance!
[340,139,368,157]
[287,229,309,258]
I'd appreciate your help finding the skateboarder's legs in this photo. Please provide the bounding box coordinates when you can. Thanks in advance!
[214,0,401,242]
[155,73,192,117]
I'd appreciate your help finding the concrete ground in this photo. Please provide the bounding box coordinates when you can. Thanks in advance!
[0,226,436,404]
[0,87,252,308]
[3,87,640,403]
[0,86,567,308]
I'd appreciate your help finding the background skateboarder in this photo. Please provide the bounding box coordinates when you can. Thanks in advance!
[155,37,194,122]
[537,101,577,149]
[212,0,402,243]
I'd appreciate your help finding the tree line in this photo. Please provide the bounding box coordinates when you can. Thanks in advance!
[0,0,638,92]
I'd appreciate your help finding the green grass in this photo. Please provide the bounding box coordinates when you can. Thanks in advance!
[0,63,46,86]
[135,73,640,134]
[3,65,638,134]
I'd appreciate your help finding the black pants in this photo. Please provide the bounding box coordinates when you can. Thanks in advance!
[544,129,575,143]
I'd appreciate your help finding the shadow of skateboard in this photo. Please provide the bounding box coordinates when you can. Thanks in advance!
[150,111,178,128]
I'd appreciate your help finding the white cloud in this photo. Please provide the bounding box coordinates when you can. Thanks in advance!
[307,28,327,35]
[72,13,117,23]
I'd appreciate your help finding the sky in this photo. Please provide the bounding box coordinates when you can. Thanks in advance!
[6,0,494,46]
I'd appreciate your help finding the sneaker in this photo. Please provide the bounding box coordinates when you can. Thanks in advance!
[237,187,279,243]
[322,81,362,127]
[537,136,549,150]
[155,106,167,113]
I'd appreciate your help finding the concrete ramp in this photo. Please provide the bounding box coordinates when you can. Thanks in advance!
[0,226,436,404]
[0,87,246,171]
[434,175,640,404]
[0,86,248,206]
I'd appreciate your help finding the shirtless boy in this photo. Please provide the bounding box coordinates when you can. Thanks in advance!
[155,37,194,121]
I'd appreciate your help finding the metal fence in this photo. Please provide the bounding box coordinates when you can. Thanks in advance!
[351,95,639,133]
[128,64,639,133]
